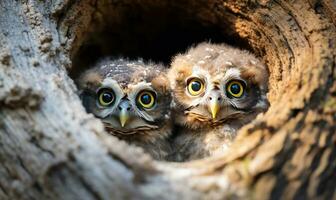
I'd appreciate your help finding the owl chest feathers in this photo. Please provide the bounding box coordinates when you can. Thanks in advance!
[108,121,173,160]
[171,124,237,162]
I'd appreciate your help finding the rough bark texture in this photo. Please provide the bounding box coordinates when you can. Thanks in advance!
[0,0,335,200]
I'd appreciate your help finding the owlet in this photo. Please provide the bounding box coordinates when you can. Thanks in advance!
[168,43,269,161]
[77,58,173,160]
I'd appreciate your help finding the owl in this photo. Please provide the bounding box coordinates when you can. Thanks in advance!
[168,42,269,161]
[77,58,173,160]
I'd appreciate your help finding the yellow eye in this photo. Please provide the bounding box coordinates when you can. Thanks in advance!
[137,91,156,109]
[98,89,115,106]
[226,80,245,98]
[187,78,205,96]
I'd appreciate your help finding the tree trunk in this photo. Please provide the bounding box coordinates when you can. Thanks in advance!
[0,0,335,199]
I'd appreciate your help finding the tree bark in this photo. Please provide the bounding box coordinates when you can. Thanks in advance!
[0,0,335,200]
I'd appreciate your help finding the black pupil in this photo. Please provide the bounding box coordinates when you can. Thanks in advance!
[191,81,201,91]
[102,92,113,103]
[230,83,241,94]
[141,93,152,105]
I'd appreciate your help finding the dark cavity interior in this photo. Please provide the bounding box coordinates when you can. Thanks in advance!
[70,1,252,78]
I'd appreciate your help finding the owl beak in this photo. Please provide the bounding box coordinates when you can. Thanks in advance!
[119,109,129,127]
[208,93,221,119]
[209,100,220,119]
[118,100,131,127]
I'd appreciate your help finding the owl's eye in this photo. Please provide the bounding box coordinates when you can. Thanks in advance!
[137,91,156,109]
[97,89,115,106]
[187,78,205,96]
[226,80,245,98]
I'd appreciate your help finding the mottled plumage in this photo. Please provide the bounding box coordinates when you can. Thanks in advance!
[168,43,269,161]
[77,58,172,160]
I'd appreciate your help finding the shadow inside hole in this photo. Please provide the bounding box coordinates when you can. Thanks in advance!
[69,2,252,79]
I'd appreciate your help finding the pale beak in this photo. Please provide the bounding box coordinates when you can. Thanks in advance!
[208,92,221,119]
[209,100,220,119]
[118,100,131,127]
[119,109,129,127]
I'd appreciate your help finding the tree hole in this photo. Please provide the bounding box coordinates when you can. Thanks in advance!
[68,0,269,162]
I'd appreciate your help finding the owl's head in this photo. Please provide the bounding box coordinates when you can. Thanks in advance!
[168,43,269,129]
[78,58,171,135]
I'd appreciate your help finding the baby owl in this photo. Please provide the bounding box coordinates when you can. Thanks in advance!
[168,42,269,161]
[77,58,172,160]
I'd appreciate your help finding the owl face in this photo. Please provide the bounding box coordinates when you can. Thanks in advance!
[78,59,171,134]
[169,43,269,129]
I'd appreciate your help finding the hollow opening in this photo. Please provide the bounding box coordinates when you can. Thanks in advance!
[69,1,253,78]
[69,0,269,162]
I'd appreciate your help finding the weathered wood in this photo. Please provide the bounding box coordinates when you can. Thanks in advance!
[0,0,335,199]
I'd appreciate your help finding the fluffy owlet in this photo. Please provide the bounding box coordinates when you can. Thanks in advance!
[168,43,269,161]
[77,58,172,160]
